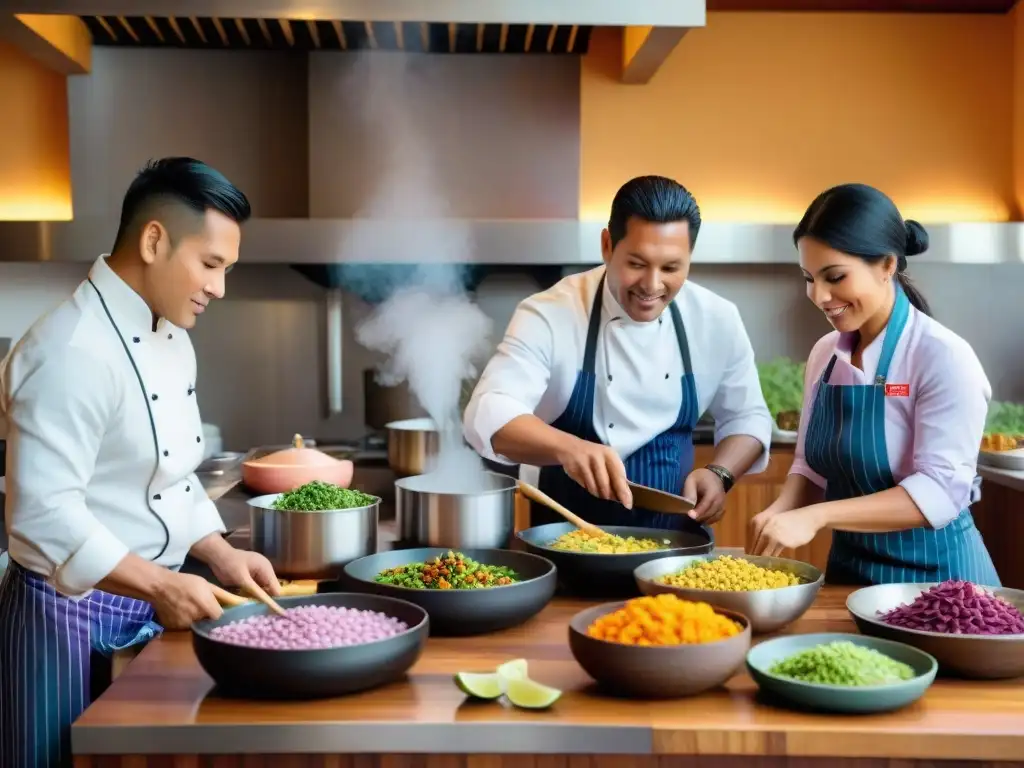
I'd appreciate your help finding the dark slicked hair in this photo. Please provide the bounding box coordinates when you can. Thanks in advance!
[794,182,931,316]
[112,157,251,251]
[608,175,702,250]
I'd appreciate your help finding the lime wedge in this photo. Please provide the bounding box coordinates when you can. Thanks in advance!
[505,677,562,709]
[495,658,529,681]
[454,672,504,700]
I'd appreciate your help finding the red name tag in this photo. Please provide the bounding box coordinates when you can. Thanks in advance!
[885,383,910,397]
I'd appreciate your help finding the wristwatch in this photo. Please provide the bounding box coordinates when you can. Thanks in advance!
[704,464,735,493]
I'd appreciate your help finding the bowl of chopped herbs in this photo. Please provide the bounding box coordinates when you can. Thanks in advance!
[247,481,382,580]
[342,548,557,636]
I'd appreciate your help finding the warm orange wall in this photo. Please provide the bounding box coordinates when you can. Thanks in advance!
[581,13,1015,223]
[0,40,72,220]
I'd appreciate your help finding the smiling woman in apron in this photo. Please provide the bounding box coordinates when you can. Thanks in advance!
[751,183,1000,587]
[463,175,773,534]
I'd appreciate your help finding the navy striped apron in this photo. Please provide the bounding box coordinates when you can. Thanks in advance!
[531,275,709,538]
[803,286,1000,587]
[0,559,162,767]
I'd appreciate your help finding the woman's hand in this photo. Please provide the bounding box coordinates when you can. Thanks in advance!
[751,507,824,558]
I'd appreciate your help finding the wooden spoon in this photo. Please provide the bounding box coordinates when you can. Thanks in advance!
[210,582,288,617]
[517,480,607,538]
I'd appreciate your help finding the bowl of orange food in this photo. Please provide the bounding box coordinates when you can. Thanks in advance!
[567,593,752,698]
[979,433,1024,471]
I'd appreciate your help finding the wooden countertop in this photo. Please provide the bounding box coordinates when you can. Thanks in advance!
[73,587,1024,761]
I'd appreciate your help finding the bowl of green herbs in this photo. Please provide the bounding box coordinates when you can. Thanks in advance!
[247,481,382,580]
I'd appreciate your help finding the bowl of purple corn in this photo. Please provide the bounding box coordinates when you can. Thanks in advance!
[191,592,429,699]
[846,580,1024,679]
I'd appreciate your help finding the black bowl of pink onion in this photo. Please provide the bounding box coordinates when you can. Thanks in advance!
[847,580,1024,680]
[191,593,429,699]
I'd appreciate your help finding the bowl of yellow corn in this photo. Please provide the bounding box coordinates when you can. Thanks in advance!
[633,553,823,634]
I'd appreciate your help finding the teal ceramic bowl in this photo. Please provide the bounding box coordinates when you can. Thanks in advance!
[746,632,938,714]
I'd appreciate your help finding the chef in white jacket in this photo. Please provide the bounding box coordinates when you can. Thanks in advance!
[464,175,773,535]
[0,157,281,768]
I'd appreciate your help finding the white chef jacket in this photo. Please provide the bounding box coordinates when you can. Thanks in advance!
[0,255,226,598]
[464,266,773,473]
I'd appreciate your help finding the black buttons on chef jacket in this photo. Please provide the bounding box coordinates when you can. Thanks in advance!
[665,373,670,379]
[609,423,614,429]
[151,393,158,401]
[186,485,191,492]
[167,333,173,340]
[196,436,201,443]
[132,337,140,343]
[163,450,169,457]
[153,494,161,500]
[608,375,613,382]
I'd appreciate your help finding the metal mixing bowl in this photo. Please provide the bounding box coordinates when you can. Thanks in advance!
[517,522,712,598]
[846,582,1024,679]
[633,553,824,634]
[746,632,937,714]
[341,547,557,636]
[247,493,380,580]
[568,601,752,698]
[191,593,429,699]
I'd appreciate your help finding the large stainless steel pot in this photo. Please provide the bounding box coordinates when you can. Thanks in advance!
[385,418,439,477]
[395,471,516,549]
[247,493,380,580]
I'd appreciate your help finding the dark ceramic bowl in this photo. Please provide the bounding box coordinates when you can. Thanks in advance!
[517,522,712,597]
[567,600,752,698]
[191,593,428,699]
[341,547,557,636]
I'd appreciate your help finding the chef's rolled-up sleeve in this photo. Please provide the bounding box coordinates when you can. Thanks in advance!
[898,337,990,529]
[707,302,774,475]
[463,300,554,464]
[4,348,130,597]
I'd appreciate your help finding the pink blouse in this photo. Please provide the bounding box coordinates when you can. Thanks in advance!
[789,304,991,529]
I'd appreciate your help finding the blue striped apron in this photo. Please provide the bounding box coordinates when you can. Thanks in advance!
[803,286,1000,587]
[531,275,709,538]
[0,559,163,767]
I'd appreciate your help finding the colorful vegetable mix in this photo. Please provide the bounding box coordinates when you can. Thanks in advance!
[375,551,520,590]
[272,481,377,511]
[878,580,1024,635]
[768,641,916,686]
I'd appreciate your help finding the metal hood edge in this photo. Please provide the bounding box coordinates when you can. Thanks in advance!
[1,217,1023,266]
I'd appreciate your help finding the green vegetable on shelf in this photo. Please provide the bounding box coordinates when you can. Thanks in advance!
[757,357,805,431]
[985,401,1024,436]
[768,641,916,687]
[272,481,377,511]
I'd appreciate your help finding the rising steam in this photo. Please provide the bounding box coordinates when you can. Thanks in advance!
[344,55,496,489]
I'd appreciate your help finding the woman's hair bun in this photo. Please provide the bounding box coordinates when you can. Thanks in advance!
[904,220,929,257]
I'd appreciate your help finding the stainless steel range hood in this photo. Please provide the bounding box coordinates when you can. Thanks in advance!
[6,1,706,26]
[2,217,1024,266]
